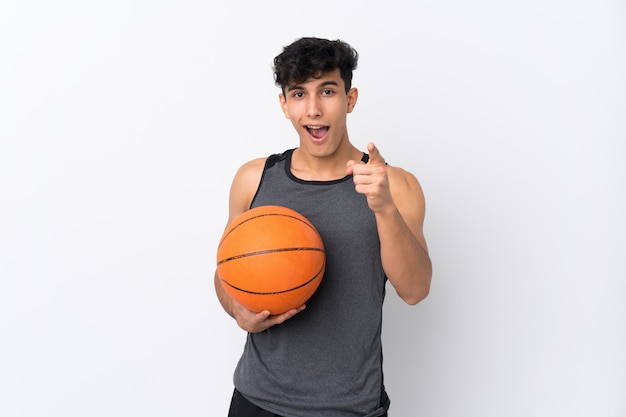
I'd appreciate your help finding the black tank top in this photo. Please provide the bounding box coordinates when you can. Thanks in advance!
[233,149,389,417]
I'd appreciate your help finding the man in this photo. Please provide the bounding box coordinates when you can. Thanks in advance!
[215,37,432,417]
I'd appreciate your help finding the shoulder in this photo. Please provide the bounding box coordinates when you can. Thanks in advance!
[387,165,426,222]
[234,157,267,182]
[228,157,267,220]
[228,150,292,219]
[387,165,424,198]
[231,157,267,195]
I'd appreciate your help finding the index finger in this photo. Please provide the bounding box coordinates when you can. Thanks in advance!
[367,142,385,164]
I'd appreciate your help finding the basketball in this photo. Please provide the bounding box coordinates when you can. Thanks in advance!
[216,205,326,315]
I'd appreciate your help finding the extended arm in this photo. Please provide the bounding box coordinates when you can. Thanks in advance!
[346,143,432,305]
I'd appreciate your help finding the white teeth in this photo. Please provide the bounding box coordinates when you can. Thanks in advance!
[306,126,324,129]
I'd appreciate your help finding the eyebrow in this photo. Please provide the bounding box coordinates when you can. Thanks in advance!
[286,80,340,92]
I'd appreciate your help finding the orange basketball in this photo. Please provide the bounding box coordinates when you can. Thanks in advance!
[216,205,325,315]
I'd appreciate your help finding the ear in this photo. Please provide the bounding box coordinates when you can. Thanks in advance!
[346,88,358,113]
[279,93,290,118]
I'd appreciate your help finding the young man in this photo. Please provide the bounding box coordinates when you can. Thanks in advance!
[215,37,432,417]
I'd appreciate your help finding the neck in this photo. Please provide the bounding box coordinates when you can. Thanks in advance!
[291,143,362,181]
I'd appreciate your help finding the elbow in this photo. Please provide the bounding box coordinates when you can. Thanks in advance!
[390,259,433,305]
[400,267,432,305]
[400,281,430,306]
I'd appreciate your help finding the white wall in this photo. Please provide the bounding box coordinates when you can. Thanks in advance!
[1,1,624,416]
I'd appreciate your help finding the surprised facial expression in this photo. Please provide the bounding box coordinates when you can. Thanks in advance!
[279,68,358,156]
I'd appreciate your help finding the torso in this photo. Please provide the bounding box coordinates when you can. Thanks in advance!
[233,149,388,417]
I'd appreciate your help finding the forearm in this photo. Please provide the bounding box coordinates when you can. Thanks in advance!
[214,269,306,332]
[376,206,432,305]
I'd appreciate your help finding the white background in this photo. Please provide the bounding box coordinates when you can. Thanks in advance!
[1,1,625,416]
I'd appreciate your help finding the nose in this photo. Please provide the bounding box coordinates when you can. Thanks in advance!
[306,96,322,118]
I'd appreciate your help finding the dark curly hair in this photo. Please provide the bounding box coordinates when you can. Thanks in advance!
[273,37,359,95]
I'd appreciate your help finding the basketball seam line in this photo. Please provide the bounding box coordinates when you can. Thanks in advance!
[220,261,326,295]
[216,247,325,266]
[218,213,318,248]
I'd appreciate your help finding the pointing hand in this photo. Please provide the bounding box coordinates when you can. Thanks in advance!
[346,142,393,213]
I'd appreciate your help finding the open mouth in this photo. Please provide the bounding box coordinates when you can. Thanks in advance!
[305,125,329,140]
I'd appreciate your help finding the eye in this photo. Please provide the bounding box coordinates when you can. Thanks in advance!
[322,89,334,96]
[292,91,304,98]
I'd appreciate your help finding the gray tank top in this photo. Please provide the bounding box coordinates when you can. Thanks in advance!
[233,149,389,417]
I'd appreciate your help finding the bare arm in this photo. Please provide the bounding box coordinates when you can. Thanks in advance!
[376,166,431,304]
[346,142,432,305]
[214,158,306,332]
